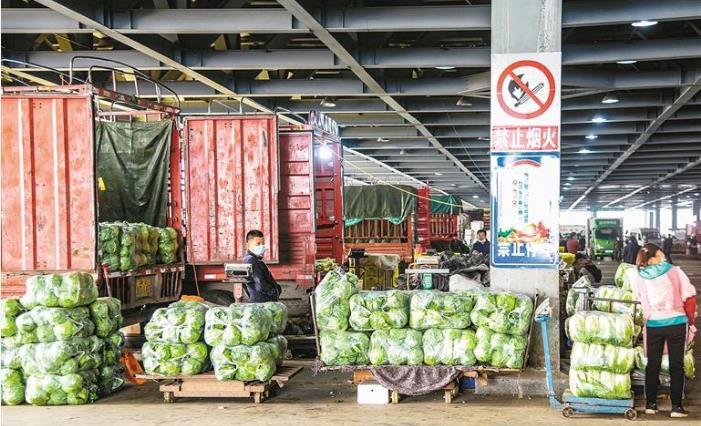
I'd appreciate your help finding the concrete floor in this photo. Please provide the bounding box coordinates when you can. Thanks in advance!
[3,257,701,426]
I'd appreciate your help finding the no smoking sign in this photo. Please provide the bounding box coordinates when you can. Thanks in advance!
[496,60,556,120]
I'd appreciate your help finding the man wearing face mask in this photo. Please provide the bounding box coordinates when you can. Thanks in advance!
[242,229,282,303]
[472,229,490,256]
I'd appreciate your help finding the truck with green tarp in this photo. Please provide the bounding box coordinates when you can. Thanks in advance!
[587,218,623,259]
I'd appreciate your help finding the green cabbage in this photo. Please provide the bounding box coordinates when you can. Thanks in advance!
[409,291,476,330]
[259,302,288,335]
[349,291,410,331]
[569,368,631,399]
[98,363,125,396]
[98,222,122,271]
[0,340,22,370]
[145,304,207,344]
[0,368,24,405]
[368,329,423,366]
[315,271,358,332]
[422,328,477,366]
[319,330,369,366]
[567,311,635,348]
[593,286,642,324]
[15,306,95,343]
[571,342,635,374]
[19,335,104,375]
[614,263,636,292]
[634,346,695,379]
[204,304,271,347]
[25,370,99,406]
[210,343,277,382]
[157,227,179,264]
[103,333,124,365]
[21,272,98,309]
[141,341,209,376]
[264,335,288,367]
[474,327,526,368]
[1,298,25,337]
[89,297,123,338]
[470,291,533,336]
[118,223,152,271]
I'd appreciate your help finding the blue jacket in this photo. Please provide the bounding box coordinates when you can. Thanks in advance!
[472,240,490,256]
[242,251,282,303]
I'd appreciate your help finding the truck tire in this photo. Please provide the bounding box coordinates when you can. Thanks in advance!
[202,289,236,306]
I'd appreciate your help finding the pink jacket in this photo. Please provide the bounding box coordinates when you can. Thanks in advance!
[633,266,696,322]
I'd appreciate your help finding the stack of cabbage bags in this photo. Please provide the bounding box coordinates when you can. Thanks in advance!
[593,286,642,324]
[350,291,410,331]
[471,291,533,369]
[0,273,125,406]
[567,311,635,399]
[206,302,287,382]
[98,221,180,272]
[634,346,695,379]
[142,301,209,376]
[614,263,636,292]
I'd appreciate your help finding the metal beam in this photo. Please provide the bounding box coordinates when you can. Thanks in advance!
[631,185,699,210]
[569,72,701,209]
[277,0,488,193]
[562,0,701,28]
[31,0,301,125]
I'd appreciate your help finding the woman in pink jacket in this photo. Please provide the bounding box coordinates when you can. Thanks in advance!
[633,243,696,418]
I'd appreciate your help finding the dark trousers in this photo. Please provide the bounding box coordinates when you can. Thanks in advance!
[645,323,687,407]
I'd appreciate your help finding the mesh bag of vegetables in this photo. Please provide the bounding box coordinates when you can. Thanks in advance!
[567,311,635,348]
[204,305,271,347]
[98,363,125,396]
[1,298,25,338]
[98,222,122,271]
[470,291,533,336]
[146,225,160,265]
[1,340,22,370]
[259,302,288,335]
[19,335,104,375]
[634,346,695,379]
[614,263,636,292]
[315,271,359,332]
[569,368,631,399]
[89,297,123,338]
[264,335,288,367]
[422,328,477,366]
[593,286,642,324]
[142,341,209,376]
[157,227,179,264]
[103,333,124,365]
[570,342,635,374]
[474,327,527,369]
[144,303,207,344]
[368,329,423,366]
[0,368,25,406]
[349,291,410,331]
[15,306,95,344]
[21,272,98,309]
[210,343,277,382]
[409,291,475,330]
[25,369,99,406]
[118,223,150,271]
[319,330,370,366]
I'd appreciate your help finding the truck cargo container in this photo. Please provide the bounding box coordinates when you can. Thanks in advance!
[586,218,623,259]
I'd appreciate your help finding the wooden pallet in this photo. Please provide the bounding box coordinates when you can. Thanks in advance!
[135,365,303,403]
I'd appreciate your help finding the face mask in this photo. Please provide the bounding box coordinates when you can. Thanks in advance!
[252,245,266,257]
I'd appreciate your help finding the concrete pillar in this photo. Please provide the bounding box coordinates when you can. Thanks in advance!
[649,211,655,228]
[490,0,562,369]
[671,197,678,231]
[694,199,701,221]
[655,204,661,231]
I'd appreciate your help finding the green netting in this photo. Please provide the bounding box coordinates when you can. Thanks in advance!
[343,185,416,227]
[96,120,173,227]
[430,195,462,214]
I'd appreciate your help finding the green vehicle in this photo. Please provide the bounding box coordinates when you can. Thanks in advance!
[588,218,622,259]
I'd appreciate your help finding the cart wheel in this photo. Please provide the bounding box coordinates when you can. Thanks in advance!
[391,391,399,404]
[163,392,174,404]
[625,409,638,421]
[562,407,574,418]
[444,390,453,404]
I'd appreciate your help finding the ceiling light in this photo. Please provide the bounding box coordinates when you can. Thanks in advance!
[564,182,572,186]
[585,134,598,140]
[318,144,333,160]
[601,94,619,104]
[434,172,443,176]
[451,183,457,187]
[376,137,389,142]
[695,193,700,196]
[616,60,638,65]
[567,176,575,181]
[578,148,592,154]
[435,66,455,70]
[456,97,472,107]
[591,116,607,123]
[631,20,658,27]
[472,195,479,199]
[320,97,336,108]
[477,136,490,141]
[399,149,407,155]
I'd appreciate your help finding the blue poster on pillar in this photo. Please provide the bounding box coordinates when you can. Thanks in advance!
[490,152,560,268]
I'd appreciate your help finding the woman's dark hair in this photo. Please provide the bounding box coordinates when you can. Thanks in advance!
[636,243,662,270]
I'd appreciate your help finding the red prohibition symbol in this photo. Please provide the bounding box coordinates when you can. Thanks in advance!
[496,60,556,120]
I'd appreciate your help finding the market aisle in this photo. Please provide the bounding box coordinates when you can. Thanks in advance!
[3,258,700,426]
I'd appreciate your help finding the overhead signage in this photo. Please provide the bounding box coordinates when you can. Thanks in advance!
[309,110,339,138]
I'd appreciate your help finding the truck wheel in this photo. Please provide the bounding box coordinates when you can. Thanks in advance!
[202,290,235,306]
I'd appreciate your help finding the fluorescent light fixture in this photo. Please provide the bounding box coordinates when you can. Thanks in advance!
[320,97,336,107]
[472,195,479,199]
[631,20,658,27]
[376,137,389,142]
[477,136,490,141]
[434,172,443,176]
[616,60,638,65]
[585,134,598,140]
[318,144,333,160]
[564,182,572,186]
[578,148,592,154]
[456,97,472,107]
[601,94,619,104]
[591,116,607,123]
[436,66,455,70]
[399,149,407,155]
[567,176,575,181]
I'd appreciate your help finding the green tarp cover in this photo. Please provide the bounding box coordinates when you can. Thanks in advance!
[344,185,416,227]
[96,121,173,227]
[430,195,462,214]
